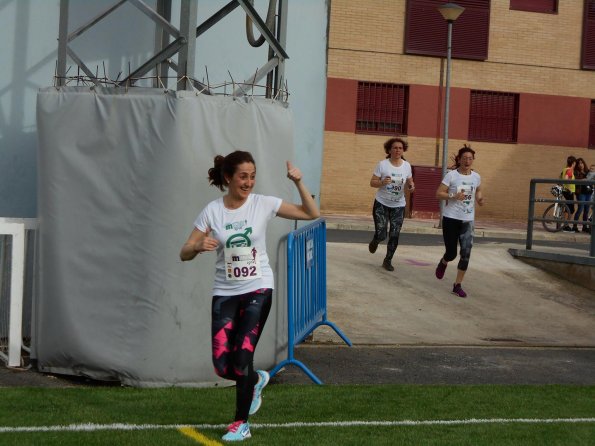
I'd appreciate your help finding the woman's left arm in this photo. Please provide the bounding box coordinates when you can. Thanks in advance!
[475,185,484,206]
[277,161,321,221]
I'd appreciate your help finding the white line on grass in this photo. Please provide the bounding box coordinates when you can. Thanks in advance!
[0,418,594,433]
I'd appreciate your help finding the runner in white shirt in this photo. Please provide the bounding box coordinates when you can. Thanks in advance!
[180,151,319,442]
[368,137,415,272]
[435,145,484,298]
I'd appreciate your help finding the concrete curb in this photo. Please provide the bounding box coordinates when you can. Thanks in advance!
[324,220,589,243]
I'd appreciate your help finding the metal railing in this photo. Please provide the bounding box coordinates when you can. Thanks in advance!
[527,178,594,256]
[269,219,351,384]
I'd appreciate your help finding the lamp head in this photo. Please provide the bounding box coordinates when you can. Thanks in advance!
[438,2,465,22]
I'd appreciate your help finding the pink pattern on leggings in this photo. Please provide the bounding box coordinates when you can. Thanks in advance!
[241,324,260,352]
[213,321,233,359]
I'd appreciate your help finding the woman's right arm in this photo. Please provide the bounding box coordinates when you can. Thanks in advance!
[370,175,382,188]
[436,183,464,201]
[179,227,218,261]
[436,183,450,201]
[371,175,392,188]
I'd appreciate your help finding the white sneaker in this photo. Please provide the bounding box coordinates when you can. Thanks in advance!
[222,420,251,442]
[249,370,270,415]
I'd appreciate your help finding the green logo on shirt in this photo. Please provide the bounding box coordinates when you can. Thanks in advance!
[226,227,253,248]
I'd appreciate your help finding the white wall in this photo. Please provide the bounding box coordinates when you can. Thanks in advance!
[0,0,328,217]
[191,1,328,203]
[0,0,58,217]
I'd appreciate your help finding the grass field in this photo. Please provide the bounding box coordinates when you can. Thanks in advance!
[0,384,593,445]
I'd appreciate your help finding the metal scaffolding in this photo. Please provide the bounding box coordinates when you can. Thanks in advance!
[56,0,288,97]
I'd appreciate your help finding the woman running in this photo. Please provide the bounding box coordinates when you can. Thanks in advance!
[180,150,319,441]
[368,137,415,271]
[435,145,484,298]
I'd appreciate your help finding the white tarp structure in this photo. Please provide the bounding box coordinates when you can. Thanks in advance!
[35,87,293,387]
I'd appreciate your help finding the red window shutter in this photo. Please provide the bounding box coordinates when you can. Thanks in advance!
[469,90,518,143]
[405,0,490,61]
[583,0,595,70]
[510,0,558,13]
[589,100,595,148]
[411,166,442,214]
[405,0,448,57]
[451,1,491,60]
[356,82,409,135]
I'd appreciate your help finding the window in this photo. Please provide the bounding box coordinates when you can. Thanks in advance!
[468,90,519,143]
[583,0,595,70]
[589,100,595,149]
[405,0,490,61]
[356,82,409,135]
[510,0,557,13]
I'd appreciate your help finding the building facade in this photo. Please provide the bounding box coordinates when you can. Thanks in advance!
[321,0,595,220]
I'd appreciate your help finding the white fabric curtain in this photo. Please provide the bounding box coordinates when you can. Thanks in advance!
[35,87,293,386]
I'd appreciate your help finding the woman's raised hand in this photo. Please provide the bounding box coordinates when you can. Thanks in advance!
[286,161,302,183]
[197,228,219,253]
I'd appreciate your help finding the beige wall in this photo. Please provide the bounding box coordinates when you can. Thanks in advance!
[322,0,595,220]
[329,0,585,69]
[321,131,594,219]
[328,49,595,98]
[327,0,595,96]
[489,1,583,69]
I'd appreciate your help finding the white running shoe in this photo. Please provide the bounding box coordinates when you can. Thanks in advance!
[222,420,251,442]
[249,369,270,415]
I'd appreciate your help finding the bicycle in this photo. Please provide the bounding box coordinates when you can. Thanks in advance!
[542,184,572,232]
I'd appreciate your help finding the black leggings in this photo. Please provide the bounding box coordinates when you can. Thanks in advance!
[372,200,405,261]
[212,288,272,421]
[441,216,474,271]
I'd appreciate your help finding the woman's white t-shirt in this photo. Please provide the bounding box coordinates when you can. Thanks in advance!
[194,194,282,296]
[373,159,413,208]
[441,169,481,222]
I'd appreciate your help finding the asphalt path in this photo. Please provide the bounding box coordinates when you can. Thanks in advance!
[269,229,595,386]
[2,230,593,388]
[270,345,595,385]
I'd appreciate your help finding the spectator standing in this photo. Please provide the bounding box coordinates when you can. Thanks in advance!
[573,158,590,233]
[583,163,595,234]
[560,156,576,232]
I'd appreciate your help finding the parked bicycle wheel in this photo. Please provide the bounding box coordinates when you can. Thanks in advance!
[542,203,571,232]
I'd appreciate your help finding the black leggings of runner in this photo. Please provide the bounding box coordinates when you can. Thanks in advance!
[211,288,272,422]
[441,215,474,271]
[372,200,405,262]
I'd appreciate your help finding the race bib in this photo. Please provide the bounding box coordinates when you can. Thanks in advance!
[224,246,262,281]
[385,178,405,202]
[457,185,473,202]
[457,185,474,214]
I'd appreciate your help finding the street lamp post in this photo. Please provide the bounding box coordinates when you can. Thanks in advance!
[438,3,464,217]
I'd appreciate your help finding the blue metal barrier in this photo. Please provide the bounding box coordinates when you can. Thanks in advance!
[269,219,352,384]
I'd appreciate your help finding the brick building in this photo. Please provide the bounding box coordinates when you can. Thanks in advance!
[321,0,595,220]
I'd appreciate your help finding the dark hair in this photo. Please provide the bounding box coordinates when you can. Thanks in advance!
[208,150,255,191]
[566,156,576,167]
[452,144,475,169]
[383,137,408,159]
[574,157,588,175]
